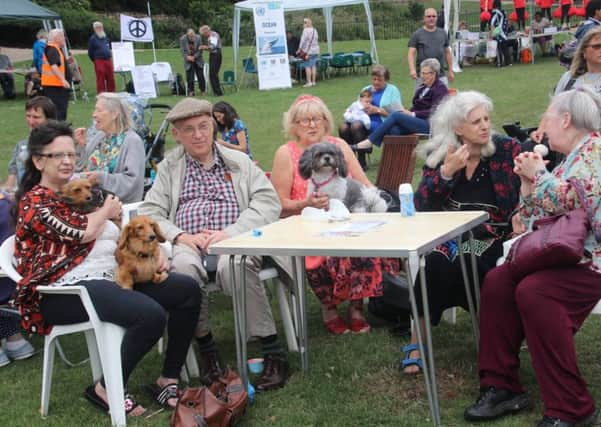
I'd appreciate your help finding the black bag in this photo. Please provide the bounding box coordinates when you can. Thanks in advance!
[125,80,135,94]
[171,73,186,95]
[379,188,400,213]
[368,271,411,337]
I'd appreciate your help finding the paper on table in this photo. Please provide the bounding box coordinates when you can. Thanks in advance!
[320,220,386,237]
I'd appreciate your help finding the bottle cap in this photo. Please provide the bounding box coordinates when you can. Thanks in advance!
[398,183,413,194]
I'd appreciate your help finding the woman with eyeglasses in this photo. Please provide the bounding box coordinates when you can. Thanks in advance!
[297,17,319,87]
[73,93,145,203]
[12,121,201,415]
[400,91,521,374]
[353,58,448,151]
[555,27,601,95]
[271,95,400,335]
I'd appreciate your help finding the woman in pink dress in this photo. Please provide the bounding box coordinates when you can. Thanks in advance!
[271,94,400,334]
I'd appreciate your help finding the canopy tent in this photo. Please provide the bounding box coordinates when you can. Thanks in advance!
[233,0,379,79]
[1,0,64,34]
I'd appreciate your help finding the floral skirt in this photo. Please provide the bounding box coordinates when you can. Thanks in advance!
[305,256,401,306]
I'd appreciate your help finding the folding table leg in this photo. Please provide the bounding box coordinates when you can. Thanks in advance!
[468,231,481,313]
[291,256,309,372]
[229,255,248,389]
[457,236,480,350]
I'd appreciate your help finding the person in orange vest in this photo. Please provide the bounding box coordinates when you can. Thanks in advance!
[561,0,573,29]
[41,29,71,121]
[480,0,493,31]
[514,0,527,29]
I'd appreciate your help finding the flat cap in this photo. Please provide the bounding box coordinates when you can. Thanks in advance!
[165,98,213,124]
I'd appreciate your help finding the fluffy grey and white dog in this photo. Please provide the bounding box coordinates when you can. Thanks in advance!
[298,142,387,213]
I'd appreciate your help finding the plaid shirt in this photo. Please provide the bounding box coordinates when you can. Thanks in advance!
[175,150,240,234]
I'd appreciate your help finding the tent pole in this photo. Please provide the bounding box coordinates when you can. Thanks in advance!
[147,2,157,63]
[363,0,378,63]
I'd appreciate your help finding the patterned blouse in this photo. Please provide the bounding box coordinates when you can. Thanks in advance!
[220,119,251,157]
[85,133,127,173]
[14,185,93,334]
[520,132,601,270]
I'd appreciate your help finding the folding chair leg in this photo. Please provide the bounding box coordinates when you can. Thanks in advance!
[274,280,299,352]
[40,336,57,417]
[97,324,126,427]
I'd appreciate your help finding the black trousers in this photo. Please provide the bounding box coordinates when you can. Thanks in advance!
[339,122,369,169]
[186,63,206,94]
[209,51,223,96]
[0,74,15,99]
[42,86,69,120]
[40,272,201,383]
[516,8,526,30]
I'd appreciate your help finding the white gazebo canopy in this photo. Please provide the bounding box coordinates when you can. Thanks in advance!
[233,0,379,78]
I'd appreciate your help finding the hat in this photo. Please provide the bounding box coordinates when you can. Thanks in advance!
[165,98,213,124]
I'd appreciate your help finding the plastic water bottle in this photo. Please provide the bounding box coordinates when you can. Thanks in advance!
[247,382,255,404]
[398,183,415,217]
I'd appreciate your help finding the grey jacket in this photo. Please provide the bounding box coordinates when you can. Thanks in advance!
[77,129,145,203]
[139,144,281,242]
[179,34,204,71]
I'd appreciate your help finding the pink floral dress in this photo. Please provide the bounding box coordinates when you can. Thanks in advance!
[286,139,400,306]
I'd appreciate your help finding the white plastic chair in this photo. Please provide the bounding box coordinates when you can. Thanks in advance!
[0,235,127,427]
[150,62,175,96]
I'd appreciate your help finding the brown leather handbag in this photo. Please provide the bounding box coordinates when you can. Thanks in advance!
[171,369,248,427]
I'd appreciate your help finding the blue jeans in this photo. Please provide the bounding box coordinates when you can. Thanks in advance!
[369,111,430,147]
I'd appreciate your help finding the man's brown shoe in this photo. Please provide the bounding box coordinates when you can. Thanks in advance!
[255,354,289,392]
[199,350,224,386]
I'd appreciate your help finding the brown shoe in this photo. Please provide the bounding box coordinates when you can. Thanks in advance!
[199,350,224,386]
[255,354,289,392]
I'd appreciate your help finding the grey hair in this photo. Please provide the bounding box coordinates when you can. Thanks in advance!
[36,29,47,39]
[420,58,441,76]
[93,21,103,28]
[96,93,134,135]
[186,28,195,36]
[417,90,496,168]
[47,29,64,42]
[550,87,601,132]
[199,25,210,33]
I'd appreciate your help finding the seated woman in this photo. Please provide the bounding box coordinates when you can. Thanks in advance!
[401,91,521,374]
[338,64,402,169]
[354,58,448,151]
[13,121,201,414]
[464,88,601,426]
[212,101,251,157]
[555,27,601,95]
[74,93,145,203]
[271,94,400,334]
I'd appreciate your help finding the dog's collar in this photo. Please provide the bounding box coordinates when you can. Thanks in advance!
[311,171,337,190]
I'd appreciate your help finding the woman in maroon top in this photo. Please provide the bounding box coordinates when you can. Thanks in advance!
[13,121,201,415]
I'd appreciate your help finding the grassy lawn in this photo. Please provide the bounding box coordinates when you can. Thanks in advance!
[2,38,601,427]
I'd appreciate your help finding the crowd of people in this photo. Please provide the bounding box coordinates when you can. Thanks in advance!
[3,8,601,427]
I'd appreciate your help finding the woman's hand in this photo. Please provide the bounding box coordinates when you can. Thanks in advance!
[157,249,171,273]
[442,145,469,177]
[80,171,99,183]
[102,194,122,220]
[73,127,87,147]
[307,191,330,210]
[514,152,546,181]
[511,213,527,236]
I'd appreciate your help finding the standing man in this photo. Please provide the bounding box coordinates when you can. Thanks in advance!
[199,25,223,97]
[140,98,290,391]
[179,29,206,97]
[88,21,115,94]
[0,48,15,100]
[41,29,71,121]
[407,8,454,89]
[32,29,47,74]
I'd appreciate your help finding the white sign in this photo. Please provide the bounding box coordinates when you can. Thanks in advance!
[131,65,157,98]
[111,42,135,72]
[120,14,154,42]
[252,2,290,90]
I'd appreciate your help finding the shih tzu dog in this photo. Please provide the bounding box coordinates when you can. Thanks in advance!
[298,142,387,213]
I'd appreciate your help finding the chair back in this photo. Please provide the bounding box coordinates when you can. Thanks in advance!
[361,53,373,66]
[243,58,256,73]
[223,70,235,84]
[150,62,173,83]
[375,134,419,194]
[0,235,21,283]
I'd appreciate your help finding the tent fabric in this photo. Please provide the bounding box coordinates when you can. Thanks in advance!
[1,0,61,20]
[233,0,378,79]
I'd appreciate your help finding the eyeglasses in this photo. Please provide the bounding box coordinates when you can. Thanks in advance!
[585,43,601,50]
[176,123,213,136]
[426,15,437,18]
[37,152,77,161]
[420,70,435,75]
[296,117,324,127]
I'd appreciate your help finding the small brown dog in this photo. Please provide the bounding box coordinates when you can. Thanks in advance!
[115,215,168,290]
[58,177,122,226]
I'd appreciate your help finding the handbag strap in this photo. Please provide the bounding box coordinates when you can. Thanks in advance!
[568,178,601,243]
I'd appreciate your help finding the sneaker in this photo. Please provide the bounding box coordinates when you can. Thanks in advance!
[464,386,530,421]
[536,409,599,427]
[0,348,10,367]
[5,340,35,361]
[302,82,312,88]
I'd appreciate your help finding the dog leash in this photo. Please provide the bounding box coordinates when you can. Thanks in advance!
[311,171,338,192]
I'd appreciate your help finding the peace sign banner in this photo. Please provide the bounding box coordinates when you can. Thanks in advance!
[120,14,154,43]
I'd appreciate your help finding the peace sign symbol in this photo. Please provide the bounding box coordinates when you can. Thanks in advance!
[128,19,147,38]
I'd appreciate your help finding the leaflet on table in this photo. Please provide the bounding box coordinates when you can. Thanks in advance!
[319,221,386,237]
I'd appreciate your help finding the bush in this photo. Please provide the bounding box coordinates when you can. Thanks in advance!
[405,1,425,21]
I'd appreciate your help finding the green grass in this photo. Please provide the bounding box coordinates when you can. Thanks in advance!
[3,38,601,427]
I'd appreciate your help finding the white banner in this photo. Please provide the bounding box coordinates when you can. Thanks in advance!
[111,42,135,72]
[120,14,154,42]
[131,65,157,99]
[252,1,290,90]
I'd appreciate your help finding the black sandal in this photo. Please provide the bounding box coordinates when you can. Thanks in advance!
[84,384,146,416]
[147,382,180,410]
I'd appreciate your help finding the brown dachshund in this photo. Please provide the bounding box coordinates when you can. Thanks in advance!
[58,177,122,227]
[115,215,168,290]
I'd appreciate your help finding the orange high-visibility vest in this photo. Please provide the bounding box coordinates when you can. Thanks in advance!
[41,42,65,87]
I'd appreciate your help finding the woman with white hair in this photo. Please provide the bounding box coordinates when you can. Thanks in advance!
[401,91,521,374]
[464,88,601,426]
[74,93,145,203]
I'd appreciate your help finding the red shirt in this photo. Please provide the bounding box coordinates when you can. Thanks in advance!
[480,0,493,10]
[561,0,572,5]
[14,185,92,334]
[514,0,526,8]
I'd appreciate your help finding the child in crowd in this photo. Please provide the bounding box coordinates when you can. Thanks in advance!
[343,89,372,131]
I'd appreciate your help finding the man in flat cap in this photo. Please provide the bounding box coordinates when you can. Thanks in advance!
[140,98,290,391]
